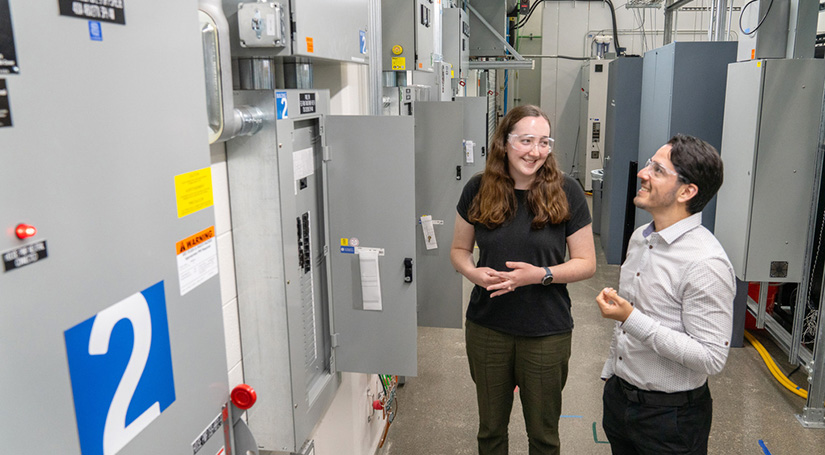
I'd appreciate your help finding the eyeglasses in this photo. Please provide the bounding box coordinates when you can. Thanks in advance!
[508,134,554,153]
[642,158,681,180]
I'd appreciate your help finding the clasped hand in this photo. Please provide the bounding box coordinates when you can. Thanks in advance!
[478,261,539,298]
[596,287,634,322]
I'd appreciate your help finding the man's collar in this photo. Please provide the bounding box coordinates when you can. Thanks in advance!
[643,212,703,244]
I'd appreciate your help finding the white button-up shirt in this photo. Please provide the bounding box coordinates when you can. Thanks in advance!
[601,213,736,393]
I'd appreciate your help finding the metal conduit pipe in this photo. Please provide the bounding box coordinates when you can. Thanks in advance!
[199,0,264,143]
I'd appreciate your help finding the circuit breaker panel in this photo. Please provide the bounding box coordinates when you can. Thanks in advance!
[226,90,419,452]
[1,1,233,454]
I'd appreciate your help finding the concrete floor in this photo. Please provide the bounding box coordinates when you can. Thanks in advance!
[377,232,825,454]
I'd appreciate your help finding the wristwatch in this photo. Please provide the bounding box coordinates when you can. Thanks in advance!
[541,266,554,286]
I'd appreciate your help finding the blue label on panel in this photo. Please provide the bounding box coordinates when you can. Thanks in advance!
[340,246,355,254]
[276,91,288,119]
[360,30,367,54]
[89,21,103,41]
[65,281,175,455]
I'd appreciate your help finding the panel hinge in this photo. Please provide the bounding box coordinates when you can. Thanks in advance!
[331,332,340,348]
[323,145,331,162]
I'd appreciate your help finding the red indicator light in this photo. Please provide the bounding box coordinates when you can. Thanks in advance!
[231,384,257,410]
[15,224,37,239]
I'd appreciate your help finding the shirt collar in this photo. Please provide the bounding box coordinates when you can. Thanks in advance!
[642,212,703,244]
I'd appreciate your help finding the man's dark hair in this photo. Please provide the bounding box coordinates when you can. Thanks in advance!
[668,134,724,214]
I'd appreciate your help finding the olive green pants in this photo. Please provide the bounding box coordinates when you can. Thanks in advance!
[465,320,572,455]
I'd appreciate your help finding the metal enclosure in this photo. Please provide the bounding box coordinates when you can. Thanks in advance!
[468,1,506,57]
[225,0,370,62]
[636,41,737,232]
[227,90,338,452]
[1,2,232,454]
[382,0,436,74]
[715,59,825,283]
[577,60,612,191]
[443,7,470,89]
[227,90,420,452]
[737,0,790,62]
[414,98,488,328]
[601,56,644,265]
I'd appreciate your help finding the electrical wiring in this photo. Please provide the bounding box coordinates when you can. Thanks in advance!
[739,0,775,36]
[513,0,623,55]
[744,330,808,399]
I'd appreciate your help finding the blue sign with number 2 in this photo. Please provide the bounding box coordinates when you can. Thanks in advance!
[65,281,175,455]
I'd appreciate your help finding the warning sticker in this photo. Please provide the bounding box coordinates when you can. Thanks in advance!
[3,240,47,272]
[175,167,214,218]
[0,0,19,74]
[176,226,218,296]
[306,36,314,53]
[58,0,126,25]
[391,57,406,71]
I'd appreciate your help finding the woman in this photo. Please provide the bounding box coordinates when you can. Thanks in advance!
[450,105,596,455]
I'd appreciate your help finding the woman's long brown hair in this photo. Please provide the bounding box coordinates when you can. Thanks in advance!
[468,105,569,229]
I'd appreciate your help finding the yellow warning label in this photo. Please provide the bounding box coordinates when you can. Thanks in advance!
[757,61,762,67]
[392,57,406,71]
[177,226,216,255]
[307,37,314,53]
[340,238,349,246]
[175,167,214,218]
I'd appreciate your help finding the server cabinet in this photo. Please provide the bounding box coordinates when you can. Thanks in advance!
[601,57,643,265]
[227,90,419,452]
[414,98,487,328]
[1,2,234,454]
[636,41,737,231]
[715,59,825,282]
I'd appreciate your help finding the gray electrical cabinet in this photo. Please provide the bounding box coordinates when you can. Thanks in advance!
[601,56,643,265]
[226,90,420,453]
[1,2,236,454]
[443,7,470,92]
[414,98,487,328]
[225,0,370,62]
[383,0,437,76]
[637,41,737,231]
[577,60,612,191]
[715,59,825,282]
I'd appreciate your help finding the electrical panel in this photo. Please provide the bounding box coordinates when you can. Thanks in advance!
[1,1,235,454]
[226,0,370,62]
[577,60,612,191]
[443,7,470,91]
[383,0,437,74]
[226,90,419,452]
[715,59,825,282]
[414,98,487,328]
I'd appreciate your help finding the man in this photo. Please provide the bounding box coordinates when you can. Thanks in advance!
[596,134,736,454]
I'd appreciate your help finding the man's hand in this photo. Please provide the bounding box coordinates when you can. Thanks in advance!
[596,287,634,322]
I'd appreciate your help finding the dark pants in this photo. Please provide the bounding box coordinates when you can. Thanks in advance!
[465,320,572,455]
[602,375,713,455]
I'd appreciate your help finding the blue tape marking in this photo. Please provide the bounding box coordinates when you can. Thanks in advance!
[759,440,771,455]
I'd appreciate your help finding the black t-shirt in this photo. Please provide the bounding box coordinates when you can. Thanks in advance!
[457,173,591,336]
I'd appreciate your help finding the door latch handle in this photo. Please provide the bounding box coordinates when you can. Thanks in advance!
[404,258,413,283]
[456,165,462,180]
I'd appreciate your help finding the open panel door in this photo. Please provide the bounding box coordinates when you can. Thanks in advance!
[325,115,418,377]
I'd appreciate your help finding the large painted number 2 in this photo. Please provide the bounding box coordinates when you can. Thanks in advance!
[88,292,161,455]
